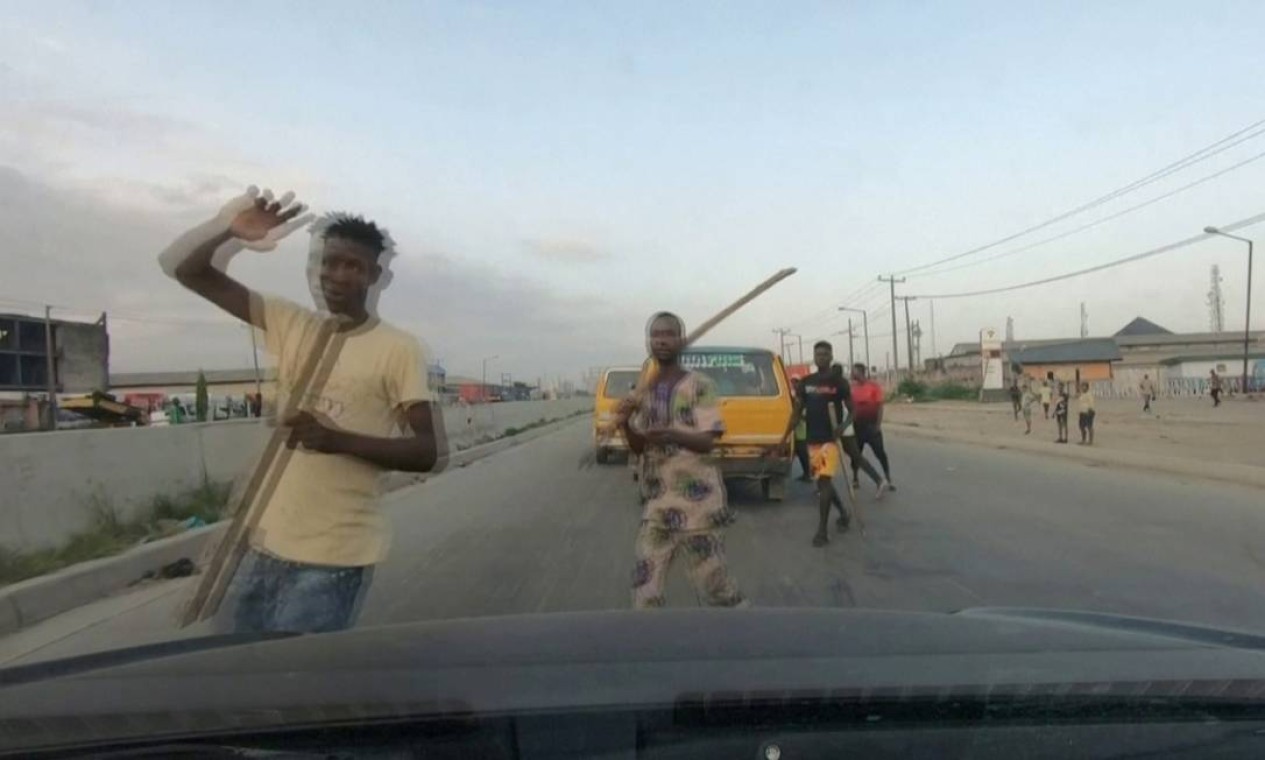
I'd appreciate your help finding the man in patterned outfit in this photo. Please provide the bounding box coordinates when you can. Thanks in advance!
[618,312,747,609]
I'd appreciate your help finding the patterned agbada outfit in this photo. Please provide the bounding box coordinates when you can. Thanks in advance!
[630,370,746,609]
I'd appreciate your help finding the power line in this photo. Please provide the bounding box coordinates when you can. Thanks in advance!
[908,208,1265,300]
[896,116,1265,276]
[910,146,1265,279]
[783,279,887,331]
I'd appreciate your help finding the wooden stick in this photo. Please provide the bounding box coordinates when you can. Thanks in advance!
[581,267,797,467]
[616,267,797,423]
[178,319,345,627]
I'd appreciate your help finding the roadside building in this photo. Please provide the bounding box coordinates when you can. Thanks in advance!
[1008,338,1122,388]
[1110,316,1265,395]
[1,311,110,432]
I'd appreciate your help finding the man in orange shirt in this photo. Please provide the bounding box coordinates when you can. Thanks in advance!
[849,364,895,493]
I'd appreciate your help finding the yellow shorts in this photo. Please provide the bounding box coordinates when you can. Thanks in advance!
[807,442,841,480]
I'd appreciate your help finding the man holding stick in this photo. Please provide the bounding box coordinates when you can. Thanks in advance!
[621,312,747,609]
[162,187,447,633]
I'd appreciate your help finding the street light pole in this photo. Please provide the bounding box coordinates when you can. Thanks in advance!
[1204,227,1256,394]
[837,306,871,371]
[847,318,855,369]
[481,355,498,403]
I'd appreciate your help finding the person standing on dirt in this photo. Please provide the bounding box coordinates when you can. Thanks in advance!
[850,363,895,491]
[620,312,746,609]
[1021,381,1039,435]
[1140,374,1157,413]
[1210,370,1223,407]
[1054,383,1070,444]
[1077,381,1096,446]
[1008,379,1022,420]
[1041,371,1055,419]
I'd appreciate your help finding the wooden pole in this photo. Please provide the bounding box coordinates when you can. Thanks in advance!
[179,319,344,627]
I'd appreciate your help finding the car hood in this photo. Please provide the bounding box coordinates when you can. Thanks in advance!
[4,607,1265,751]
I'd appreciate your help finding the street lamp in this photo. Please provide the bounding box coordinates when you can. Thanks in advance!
[481,355,498,403]
[1204,226,1255,394]
[837,306,870,370]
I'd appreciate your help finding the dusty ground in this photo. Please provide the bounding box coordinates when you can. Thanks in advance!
[885,394,1264,469]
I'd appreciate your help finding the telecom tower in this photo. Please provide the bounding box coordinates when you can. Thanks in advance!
[1079,303,1088,338]
[1207,265,1226,333]
[1004,316,1014,343]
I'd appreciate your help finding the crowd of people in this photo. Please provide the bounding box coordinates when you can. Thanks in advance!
[1009,373,1097,445]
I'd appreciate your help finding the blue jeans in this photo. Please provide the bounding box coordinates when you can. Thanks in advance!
[226,549,374,634]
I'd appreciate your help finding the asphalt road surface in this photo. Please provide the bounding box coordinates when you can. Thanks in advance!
[6,417,1265,666]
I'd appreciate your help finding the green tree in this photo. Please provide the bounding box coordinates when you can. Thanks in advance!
[195,370,209,423]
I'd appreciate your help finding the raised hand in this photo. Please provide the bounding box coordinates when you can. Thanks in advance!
[227,187,311,250]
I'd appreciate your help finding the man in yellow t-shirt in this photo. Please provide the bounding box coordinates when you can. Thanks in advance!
[164,188,448,633]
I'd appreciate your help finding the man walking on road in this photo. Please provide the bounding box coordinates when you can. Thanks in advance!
[778,342,861,546]
[162,188,448,634]
[1008,379,1022,420]
[1210,370,1223,407]
[621,312,747,609]
[1140,374,1157,414]
[830,363,887,506]
[850,363,895,492]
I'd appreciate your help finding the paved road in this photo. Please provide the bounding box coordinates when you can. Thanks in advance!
[6,417,1265,666]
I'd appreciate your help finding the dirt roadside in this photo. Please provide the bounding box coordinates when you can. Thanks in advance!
[884,395,1264,488]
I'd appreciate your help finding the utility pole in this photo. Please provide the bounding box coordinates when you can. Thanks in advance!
[912,319,923,368]
[43,305,57,431]
[847,318,855,369]
[896,295,917,378]
[772,328,790,363]
[877,275,906,378]
[929,299,937,359]
[837,306,871,370]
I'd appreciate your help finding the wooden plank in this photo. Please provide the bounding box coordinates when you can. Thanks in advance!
[177,319,344,627]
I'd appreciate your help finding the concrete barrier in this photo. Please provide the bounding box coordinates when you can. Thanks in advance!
[0,411,590,634]
[0,399,590,551]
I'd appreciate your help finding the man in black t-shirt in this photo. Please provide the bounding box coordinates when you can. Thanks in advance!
[778,340,851,547]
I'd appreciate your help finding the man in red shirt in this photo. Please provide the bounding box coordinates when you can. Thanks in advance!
[849,364,895,492]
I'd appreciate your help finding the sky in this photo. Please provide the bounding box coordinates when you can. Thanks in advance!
[2,1,1264,383]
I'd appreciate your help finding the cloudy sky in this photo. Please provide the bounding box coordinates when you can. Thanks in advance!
[2,1,1264,382]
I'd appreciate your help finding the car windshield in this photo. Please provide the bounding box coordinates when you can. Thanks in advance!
[4,3,1265,745]
[682,351,780,397]
[602,371,641,400]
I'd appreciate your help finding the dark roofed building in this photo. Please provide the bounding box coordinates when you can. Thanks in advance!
[1114,316,1174,337]
[1007,338,1123,365]
[1009,338,1122,385]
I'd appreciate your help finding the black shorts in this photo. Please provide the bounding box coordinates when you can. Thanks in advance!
[1078,410,1096,430]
